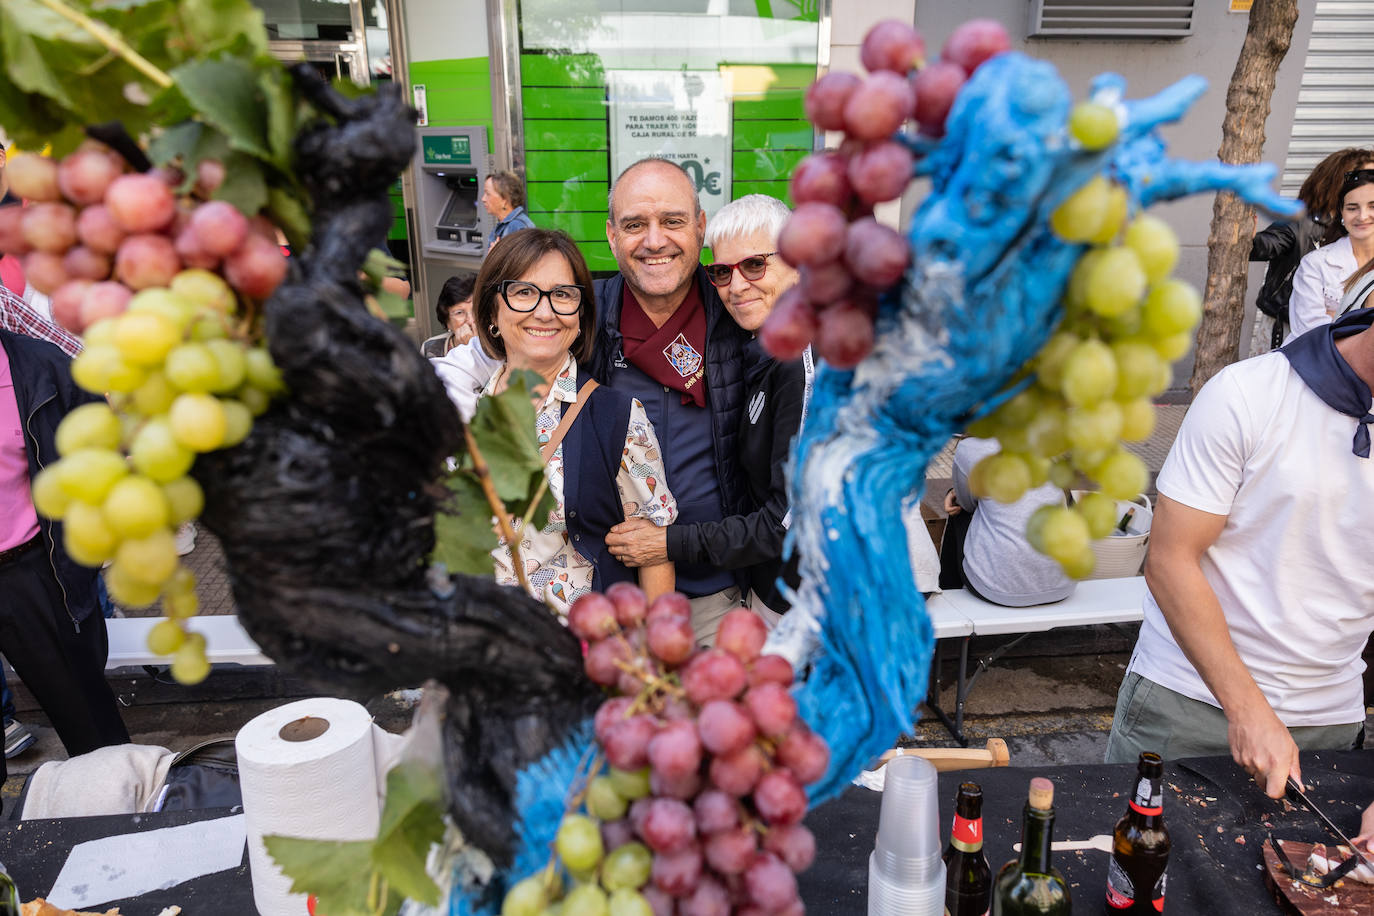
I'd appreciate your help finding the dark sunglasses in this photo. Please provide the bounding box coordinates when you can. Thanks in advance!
[498,280,584,315]
[705,253,775,287]
[1344,169,1374,184]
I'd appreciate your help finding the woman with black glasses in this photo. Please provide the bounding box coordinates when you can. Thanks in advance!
[1287,165,1374,341]
[471,229,676,617]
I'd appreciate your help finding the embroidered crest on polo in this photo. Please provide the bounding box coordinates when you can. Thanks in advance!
[663,333,703,378]
[749,391,766,424]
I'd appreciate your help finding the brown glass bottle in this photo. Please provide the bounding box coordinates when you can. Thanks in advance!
[1106,751,1170,913]
[944,781,992,916]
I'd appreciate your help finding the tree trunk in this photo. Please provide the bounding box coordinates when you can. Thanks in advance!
[1189,0,1299,396]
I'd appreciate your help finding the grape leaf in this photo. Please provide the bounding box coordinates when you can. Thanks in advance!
[467,371,547,503]
[180,0,269,58]
[267,186,312,250]
[432,470,500,576]
[371,762,444,905]
[169,56,275,164]
[214,150,269,215]
[264,836,403,916]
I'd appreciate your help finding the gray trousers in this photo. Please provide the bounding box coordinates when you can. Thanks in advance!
[1105,671,1364,763]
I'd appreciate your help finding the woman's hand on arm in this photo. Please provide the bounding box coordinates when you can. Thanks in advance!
[606,518,668,568]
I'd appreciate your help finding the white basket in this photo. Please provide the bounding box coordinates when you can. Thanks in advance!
[1072,492,1152,580]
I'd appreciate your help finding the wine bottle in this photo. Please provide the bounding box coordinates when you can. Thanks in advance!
[991,777,1070,915]
[1106,751,1171,912]
[944,781,992,916]
[0,860,19,916]
[1115,507,1136,534]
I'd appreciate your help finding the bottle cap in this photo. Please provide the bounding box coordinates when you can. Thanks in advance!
[1027,776,1054,810]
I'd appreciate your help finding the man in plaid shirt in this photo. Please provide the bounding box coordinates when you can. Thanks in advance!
[0,284,81,357]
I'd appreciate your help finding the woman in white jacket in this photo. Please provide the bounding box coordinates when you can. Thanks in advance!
[1287,167,1374,340]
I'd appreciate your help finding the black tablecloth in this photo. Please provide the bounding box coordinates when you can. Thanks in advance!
[0,751,1368,914]
[799,749,1374,914]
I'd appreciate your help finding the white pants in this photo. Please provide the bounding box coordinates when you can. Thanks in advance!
[689,587,782,646]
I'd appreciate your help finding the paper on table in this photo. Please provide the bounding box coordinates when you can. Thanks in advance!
[46,814,247,910]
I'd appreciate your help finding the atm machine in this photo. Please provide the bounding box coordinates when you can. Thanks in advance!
[410,126,490,336]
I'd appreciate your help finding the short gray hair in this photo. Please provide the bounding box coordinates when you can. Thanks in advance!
[607,158,703,221]
[704,194,791,249]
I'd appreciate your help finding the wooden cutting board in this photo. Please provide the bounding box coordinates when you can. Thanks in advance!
[1262,838,1374,915]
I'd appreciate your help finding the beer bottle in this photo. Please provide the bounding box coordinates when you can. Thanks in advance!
[991,777,1070,915]
[0,860,19,916]
[944,781,992,916]
[1106,751,1170,913]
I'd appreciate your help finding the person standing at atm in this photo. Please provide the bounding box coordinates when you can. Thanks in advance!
[482,170,535,250]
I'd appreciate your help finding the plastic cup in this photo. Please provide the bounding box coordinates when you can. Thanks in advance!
[871,755,944,883]
[868,854,947,916]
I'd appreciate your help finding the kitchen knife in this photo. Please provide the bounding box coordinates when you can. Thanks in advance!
[1286,776,1373,870]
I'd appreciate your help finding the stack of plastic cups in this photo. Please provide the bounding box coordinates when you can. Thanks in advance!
[868,755,946,915]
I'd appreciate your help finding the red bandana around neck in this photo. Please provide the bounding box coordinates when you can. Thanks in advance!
[620,283,708,407]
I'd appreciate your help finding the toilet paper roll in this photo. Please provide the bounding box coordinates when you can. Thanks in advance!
[236,697,385,916]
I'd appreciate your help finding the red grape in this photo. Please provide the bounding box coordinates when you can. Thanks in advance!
[568,591,619,641]
[22,252,67,295]
[803,72,861,132]
[912,60,968,136]
[744,851,799,911]
[594,695,634,744]
[641,885,676,916]
[842,71,915,141]
[188,200,249,257]
[604,713,657,770]
[50,280,92,332]
[115,233,180,290]
[174,226,221,271]
[693,789,740,834]
[105,174,176,233]
[650,766,703,801]
[648,719,703,781]
[647,591,691,625]
[629,797,653,836]
[647,616,695,666]
[57,148,123,206]
[681,875,731,916]
[696,700,756,756]
[759,287,819,361]
[5,154,60,202]
[194,159,226,196]
[715,609,768,663]
[709,743,765,796]
[62,246,111,282]
[79,281,132,328]
[585,636,632,686]
[76,205,127,254]
[682,649,749,705]
[21,203,78,253]
[652,844,703,897]
[744,682,798,737]
[816,298,876,369]
[704,826,758,875]
[778,202,848,268]
[763,824,816,872]
[861,19,927,74]
[617,657,652,696]
[606,581,649,628]
[601,817,636,851]
[847,140,914,205]
[776,726,830,785]
[0,206,30,256]
[641,798,697,853]
[844,217,910,287]
[753,770,807,825]
[660,695,695,721]
[789,152,852,209]
[800,261,853,306]
[749,655,795,688]
[942,18,1012,74]
[224,233,288,299]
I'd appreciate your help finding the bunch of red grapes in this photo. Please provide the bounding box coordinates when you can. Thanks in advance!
[0,144,287,333]
[502,585,830,916]
[761,18,1012,368]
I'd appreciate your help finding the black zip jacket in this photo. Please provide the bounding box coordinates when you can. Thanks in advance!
[1251,215,1327,322]
[1,329,102,627]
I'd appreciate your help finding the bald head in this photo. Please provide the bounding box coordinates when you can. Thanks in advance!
[608,158,702,223]
[605,158,707,316]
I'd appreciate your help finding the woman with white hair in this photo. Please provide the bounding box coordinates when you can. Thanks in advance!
[606,194,808,627]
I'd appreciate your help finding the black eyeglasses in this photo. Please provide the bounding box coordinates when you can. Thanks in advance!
[704,253,775,287]
[498,280,584,315]
[1344,169,1374,184]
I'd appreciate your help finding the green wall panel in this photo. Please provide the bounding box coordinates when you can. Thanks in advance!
[732,180,792,205]
[525,120,609,151]
[530,210,607,240]
[732,93,805,120]
[410,58,494,132]
[528,181,610,212]
[732,120,812,151]
[526,150,609,184]
[733,148,808,182]
[523,88,607,119]
[521,53,605,88]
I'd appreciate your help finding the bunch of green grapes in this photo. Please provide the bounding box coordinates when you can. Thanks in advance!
[29,269,285,683]
[965,102,1202,578]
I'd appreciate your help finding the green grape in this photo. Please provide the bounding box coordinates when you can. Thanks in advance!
[1038,506,1090,564]
[102,475,170,539]
[1066,401,1123,451]
[71,345,146,394]
[561,884,608,916]
[966,453,991,499]
[1068,101,1119,150]
[1110,340,1164,400]
[162,566,199,619]
[608,768,651,801]
[1023,452,1051,488]
[1059,545,1097,580]
[164,342,221,393]
[171,268,237,314]
[237,385,272,417]
[206,339,247,392]
[31,465,71,519]
[1026,505,1055,553]
[64,500,119,566]
[1049,175,1109,242]
[1071,446,1113,474]
[994,388,1041,429]
[555,815,604,873]
[965,413,999,440]
[502,875,549,916]
[83,317,117,347]
[1102,303,1143,338]
[1064,250,1103,313]
[1025,403,1071,458]
[189,314,230,341]
[162,476,205,526]
[1060,339,1117,407]
[114,312,182,367]
[244,347,286,394]
[996,424,1030,454]
[1084,247,1147,318]
[1124,214,1179,283]
[105,563,161,607]
[586,775,629,821]
[132,370,178,416]
[606,889,653,916]
[1033,332,1081,392]
[130,417,196,482]
[601,842,652,892]
[220,399,254,447]
[147,618,186,655]
[1095,451,1148,500]
[1140,279,1202,337]
[170,639,211,685]
[55,403,122,455]
[114,528,179,586]
[58,447,129,503]
[1088,183,1128,245]
[1076,491,1117,539]
[128,288,196,329]
[1048,459,1076,490]
[1153,332,1193,361]
[169,393,228,452]
[977,453,1032,504]
[1119,397,1157,442]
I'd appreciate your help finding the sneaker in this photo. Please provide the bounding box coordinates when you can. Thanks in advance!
[4,719,35,759]
[174,522,197,557]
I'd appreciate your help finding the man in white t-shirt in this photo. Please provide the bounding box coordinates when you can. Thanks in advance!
[1106,309,1374,797]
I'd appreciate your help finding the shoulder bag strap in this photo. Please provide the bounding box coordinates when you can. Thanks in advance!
[540,379,600,464]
